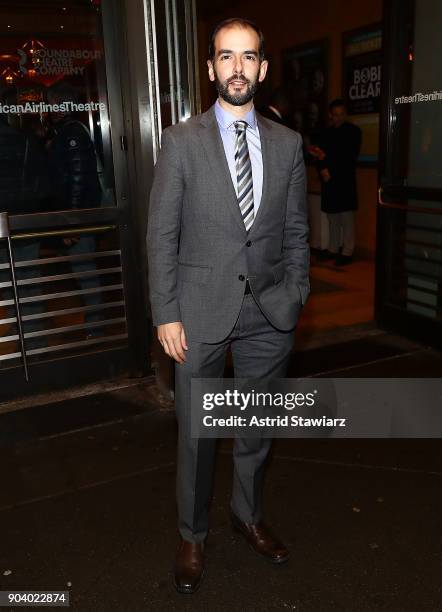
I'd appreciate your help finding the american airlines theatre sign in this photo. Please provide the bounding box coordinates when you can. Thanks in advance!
[0,100,106,114]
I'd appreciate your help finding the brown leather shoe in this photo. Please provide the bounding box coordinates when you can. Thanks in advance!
[173,538,204,594]
[231,512,289,564]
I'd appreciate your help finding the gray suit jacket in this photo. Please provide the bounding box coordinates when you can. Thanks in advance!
[147,104,310,343]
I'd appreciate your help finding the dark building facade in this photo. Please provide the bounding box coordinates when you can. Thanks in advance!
[0,0,440,405]
[0,0,199,401]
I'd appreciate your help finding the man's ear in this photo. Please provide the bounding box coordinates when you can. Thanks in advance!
[258,59,269,83]
[207,59,215,82]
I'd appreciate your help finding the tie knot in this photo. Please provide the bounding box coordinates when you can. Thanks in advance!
[234,120,248,134]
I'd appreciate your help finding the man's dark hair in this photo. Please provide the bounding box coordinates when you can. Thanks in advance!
[208,17,265,62]
[329,98,346,111]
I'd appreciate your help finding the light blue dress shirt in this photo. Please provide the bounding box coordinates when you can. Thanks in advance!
[214,98,263,214]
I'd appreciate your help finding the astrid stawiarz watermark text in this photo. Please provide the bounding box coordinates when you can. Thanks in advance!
[201,389,346,429]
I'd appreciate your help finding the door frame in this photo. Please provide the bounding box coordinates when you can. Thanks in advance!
[375,0,442,348]
[0,0,152,400]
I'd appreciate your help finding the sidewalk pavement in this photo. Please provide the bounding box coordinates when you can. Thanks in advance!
[0,331,441,611]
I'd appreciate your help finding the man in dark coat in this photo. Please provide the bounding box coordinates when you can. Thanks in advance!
[46,84,102,211]
[46,83,103,334]
[315,99,361,265]
[0,108,50,216]
[0,92,51,348]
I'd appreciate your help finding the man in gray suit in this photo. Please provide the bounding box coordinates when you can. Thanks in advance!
[147,17,309,594]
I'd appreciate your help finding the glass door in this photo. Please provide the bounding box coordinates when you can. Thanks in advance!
[147,0,200,156]
[140,0,200,400]
[0,0,146,399]
[376,0,442,347]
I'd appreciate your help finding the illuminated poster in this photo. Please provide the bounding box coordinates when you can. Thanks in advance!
[343,24,382,165]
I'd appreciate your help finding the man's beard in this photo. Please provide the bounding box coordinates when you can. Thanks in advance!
[214,70,259,106]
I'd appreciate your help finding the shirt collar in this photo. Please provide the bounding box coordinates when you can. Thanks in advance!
[215,98,258,131]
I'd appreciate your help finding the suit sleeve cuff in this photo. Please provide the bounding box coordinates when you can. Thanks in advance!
[151,305,182,327]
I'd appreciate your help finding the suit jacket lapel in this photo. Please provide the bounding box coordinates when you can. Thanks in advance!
[197,106,247,236]
[248,112,275,237]
[196,106,277,237]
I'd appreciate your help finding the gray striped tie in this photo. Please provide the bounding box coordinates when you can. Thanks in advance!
[234,120,254,231]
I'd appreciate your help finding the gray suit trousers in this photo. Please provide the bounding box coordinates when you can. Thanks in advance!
[175,292,295,543]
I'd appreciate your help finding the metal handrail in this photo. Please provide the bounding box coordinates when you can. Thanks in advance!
[11,224,116,241]
[0,266,122,290]
[378,187,442,215]
[0,249,121,270]
[0,212,29,381]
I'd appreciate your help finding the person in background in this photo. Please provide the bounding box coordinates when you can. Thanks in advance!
[313,99,362,265]
[46,82,102,211]
[0,89,50,217]
[46,82,103,338]
[259,87,291,126]
[0,88,50,350]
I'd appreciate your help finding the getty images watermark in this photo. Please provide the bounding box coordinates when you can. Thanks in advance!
[190,379,442,438]
[201,387,346,428]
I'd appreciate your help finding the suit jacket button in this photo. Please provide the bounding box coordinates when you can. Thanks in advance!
[238,274,245,281]
[246,240,252,247]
